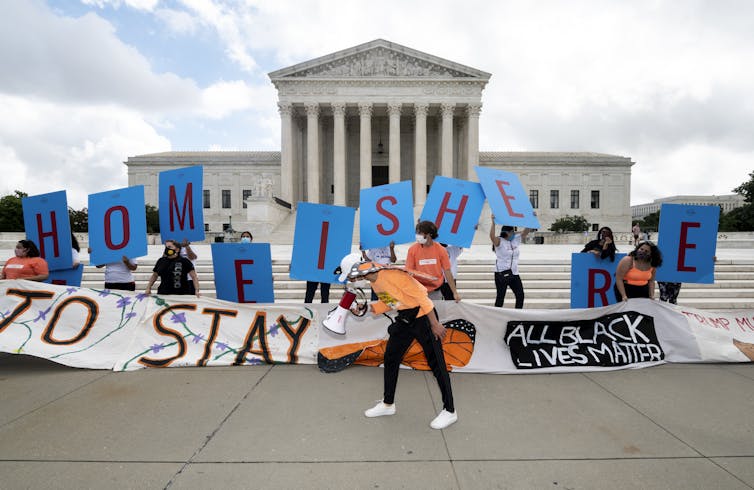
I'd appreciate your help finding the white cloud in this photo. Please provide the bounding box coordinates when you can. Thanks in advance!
[81,0,159,11]
[0,94,170,209]
[199,80,276,119]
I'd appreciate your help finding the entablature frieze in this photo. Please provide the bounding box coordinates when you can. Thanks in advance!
[274,79,486,100]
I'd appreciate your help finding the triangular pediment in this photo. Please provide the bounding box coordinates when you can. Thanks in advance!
[269,39,491,80]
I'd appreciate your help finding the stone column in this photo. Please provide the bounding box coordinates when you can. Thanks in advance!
[332,102,346,206]
[358,103,372,190]
[387,102,402,183]
[414,103,428,205]
[440,103,455,177]
[305,103,320,203]
[466,103,482,181]
[278,102,294,204]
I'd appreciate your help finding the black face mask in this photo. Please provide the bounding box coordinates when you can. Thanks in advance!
[164,247,177,257]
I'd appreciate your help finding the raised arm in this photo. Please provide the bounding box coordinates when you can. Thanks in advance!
[489,214,501,248]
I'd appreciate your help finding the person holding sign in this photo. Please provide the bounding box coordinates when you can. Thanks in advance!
[336,254,457,430]
[179,239,198,295]
[580,227,617,262]
[1,240,49,281]
[239,231,253,243]
[405,221,460,302]
[144,240,200,296]
[490,215,530,309]
[614,241,663,301]
[97,256,138,291]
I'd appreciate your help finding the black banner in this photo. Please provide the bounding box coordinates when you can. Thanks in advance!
[505,311,665,369]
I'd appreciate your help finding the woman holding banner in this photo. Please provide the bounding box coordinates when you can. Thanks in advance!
[614,241,663,301]
[1,240,49,282]
[490,215,530,308]
[145,240,200,296]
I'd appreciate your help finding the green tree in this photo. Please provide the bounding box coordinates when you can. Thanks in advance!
[549,215,589,233]
[719,205,754,231]
[146,204,160,233]
[0,190,27,232]
[638,211,660,231]
[68,207,88,232]
[733,170,754,203]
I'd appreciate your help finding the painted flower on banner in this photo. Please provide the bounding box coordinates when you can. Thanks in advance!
[116,297,132,308]
[247,357,264,366]
[150,343,165,353]
[135,293,148,302]
[192,334,205,344]
[215,342,229,351]
[98,290,111,298]
[171,312,186,324]
[66,287,77,295]
[269,323,280,337]
[125,312,137,320]
[33,307,52,322]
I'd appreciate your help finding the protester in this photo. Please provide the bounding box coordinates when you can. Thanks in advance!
[97,256,138,291]
[70,233,81,268]
[439,243,463,300]
[614,241,662,301]
[145,240,200,296]
[336,253,457,430]
[490,215,530,308]
[361,241,397,300]
[405,221,460,302]
[240,231,253,243]
[632,222,641,246]
[1,240,49,281]
[179,239,198,294]
[580,226,617,261]
[304,281,330,304]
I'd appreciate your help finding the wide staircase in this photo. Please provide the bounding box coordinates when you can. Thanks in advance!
[80,256,754,310]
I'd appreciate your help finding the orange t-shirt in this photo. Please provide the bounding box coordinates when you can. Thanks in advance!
[2,256,49,280]
[405,242,450,291]
[369,269,435,318]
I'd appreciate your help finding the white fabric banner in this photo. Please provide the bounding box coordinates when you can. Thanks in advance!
[2,280,753,372]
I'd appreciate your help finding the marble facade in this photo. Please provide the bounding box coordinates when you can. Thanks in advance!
[126,39,634,237]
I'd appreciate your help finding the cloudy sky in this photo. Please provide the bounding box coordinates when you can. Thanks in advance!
[1,0,752,209]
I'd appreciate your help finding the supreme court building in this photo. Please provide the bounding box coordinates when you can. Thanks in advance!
[127,39,633,238]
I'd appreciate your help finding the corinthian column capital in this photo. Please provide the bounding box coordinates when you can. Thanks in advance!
[358,102,373,118]
[331,102,346,117]
[387,102,403,117]
[305,102,320,117]
[414,102,429,118]
[277,102,293,116]
[466,103,482,117]
[441,103,456,118]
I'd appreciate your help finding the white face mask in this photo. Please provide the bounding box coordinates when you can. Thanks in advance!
[415,234,427,245]
[240,236,251,243]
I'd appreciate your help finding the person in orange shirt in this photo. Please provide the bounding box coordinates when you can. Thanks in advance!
[405,221,460,302]
[336,253,458,430]
[614,241,663,301]
[1,240,49,281]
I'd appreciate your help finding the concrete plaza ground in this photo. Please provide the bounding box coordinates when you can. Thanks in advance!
[1,354,754,489]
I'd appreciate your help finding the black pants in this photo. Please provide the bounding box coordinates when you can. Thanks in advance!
[105,282,136,291]
[494,272,524,308]
[304,281,330,303]
[658,282,682,304]
[439,279,455,300]
[614,281,650,300]
[383,310,454,412]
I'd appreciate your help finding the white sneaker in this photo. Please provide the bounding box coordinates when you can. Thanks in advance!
[430,409,458,429]
[364,401,396,418]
